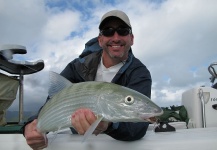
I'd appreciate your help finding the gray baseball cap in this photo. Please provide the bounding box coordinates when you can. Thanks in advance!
[99,10,132,29]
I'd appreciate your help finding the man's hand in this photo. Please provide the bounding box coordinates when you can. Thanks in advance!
[24,119,47,150]
[71,108,111,135]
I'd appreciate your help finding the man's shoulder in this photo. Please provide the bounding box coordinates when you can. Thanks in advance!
[126,57,151,78]
[131,57,148,69]
[79,37,102,58]
[69,50,102,65]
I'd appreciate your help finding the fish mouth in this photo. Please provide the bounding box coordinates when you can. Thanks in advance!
[145,117,158,123]
[140,111,163,120]
[138,110,164,123]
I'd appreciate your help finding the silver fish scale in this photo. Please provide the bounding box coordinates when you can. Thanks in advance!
[37,81,164,133]
[37,82,105,132]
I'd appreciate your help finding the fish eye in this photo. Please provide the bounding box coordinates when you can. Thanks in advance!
[125,95,134,105]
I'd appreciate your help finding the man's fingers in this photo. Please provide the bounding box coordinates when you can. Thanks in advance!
[97,121,108,129]
[25,120,37,136]
[71,108,111,136]
[76,110,90,134]
[72,109,90,134]
[93,129,103,135]
[24,119,48,150]
[30,141,48,150]
[85,109,97,124]
[72,112,84,134]
[71,108,97,135]
[93,121,109,135]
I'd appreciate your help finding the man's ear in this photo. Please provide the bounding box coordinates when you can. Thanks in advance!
[98,36,102,47]
[130,34,134,46]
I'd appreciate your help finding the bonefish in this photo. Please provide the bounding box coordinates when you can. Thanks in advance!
[37,71,163,140]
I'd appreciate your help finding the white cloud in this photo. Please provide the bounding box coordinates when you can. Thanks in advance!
[42,10,81,42]
[0,0,47,45]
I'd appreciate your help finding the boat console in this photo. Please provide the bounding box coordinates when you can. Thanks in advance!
[182,62,217,128]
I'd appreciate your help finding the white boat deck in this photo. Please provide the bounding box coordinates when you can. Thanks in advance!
[1,127,217,150]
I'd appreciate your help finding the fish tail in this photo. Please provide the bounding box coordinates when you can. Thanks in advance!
[45,131,59,149]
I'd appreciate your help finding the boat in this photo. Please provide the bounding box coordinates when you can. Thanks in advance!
[0,45,216,150]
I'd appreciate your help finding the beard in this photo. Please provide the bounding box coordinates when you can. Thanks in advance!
[103,47,129,62]
[109,50,125,58]
[104,41,130,60]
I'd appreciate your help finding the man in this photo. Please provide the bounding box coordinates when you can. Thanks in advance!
[23,10,152,149]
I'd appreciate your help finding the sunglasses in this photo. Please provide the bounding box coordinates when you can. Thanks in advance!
[100,27,132,37]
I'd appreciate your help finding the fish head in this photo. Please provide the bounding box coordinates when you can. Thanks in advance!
[98,83,163,122]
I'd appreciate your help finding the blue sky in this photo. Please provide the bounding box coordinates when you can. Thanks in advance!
[0,0,217,111]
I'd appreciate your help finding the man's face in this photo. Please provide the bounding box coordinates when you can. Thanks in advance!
[98,18,134,61]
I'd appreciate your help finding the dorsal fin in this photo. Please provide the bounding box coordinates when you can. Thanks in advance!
[48,71,72,98]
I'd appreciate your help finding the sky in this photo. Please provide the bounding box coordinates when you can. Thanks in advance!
[0,0,217,112]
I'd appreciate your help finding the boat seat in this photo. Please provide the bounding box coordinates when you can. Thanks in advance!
[0,44,45,124]
[0,45,44,75]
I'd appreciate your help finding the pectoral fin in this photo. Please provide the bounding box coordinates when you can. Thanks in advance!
[82,116,104,142]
